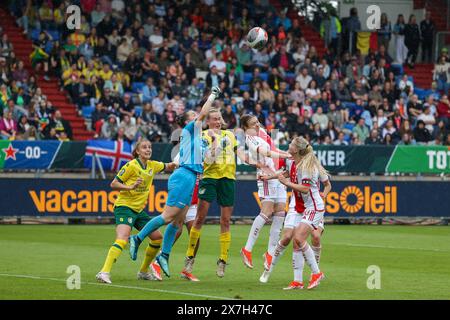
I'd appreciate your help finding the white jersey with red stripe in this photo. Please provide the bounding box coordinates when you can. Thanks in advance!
[258,127,283,170]
[245,134,276,176]
[286,159,328,212]
[246,134,287,203]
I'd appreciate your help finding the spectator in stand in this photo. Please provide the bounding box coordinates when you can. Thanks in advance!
[413,120,432,144]
[91,102,108,133]
[320,11,341,50]
[312,106,329,131]
[393,14,408,64]
[352,117,369,143]
[119,114,136,143]
[377,13,392,52]
[433,55,450,95]
[71,75,93,109]
[101,114,119,139]
[420,11,435,63]
[437,95,450,126]
[0,110,17,140]
[334,131,349,145]
[365,129,382,145]
[404,14,420,68]
[417,106,436,134]
[344,8,361,54]
[48,110,73,140]
[407,94,423,122]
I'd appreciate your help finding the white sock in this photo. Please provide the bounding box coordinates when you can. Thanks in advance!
[267,213,285,254]
[244,214,268,252]
[270,241,286,271]
[293,249,305,283]
[311,245,321,264]
[301,243,320,274]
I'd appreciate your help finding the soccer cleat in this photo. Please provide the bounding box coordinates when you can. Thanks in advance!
[129,235,141,261]
[156,253,170,277]
[259,270,272,283]
[96,272,112,284]
[150,262,162,281]
[184,256,195,274]
[283,281,304,290]
[137,271,156,281]
[240,248,253,269]
[263,252,272,271]
[181,270,200,282]
[307,272,324,290]
[216,259,227,278]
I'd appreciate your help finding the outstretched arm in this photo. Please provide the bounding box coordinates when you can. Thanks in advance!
[257,144,291,159]
[196,86,221,124]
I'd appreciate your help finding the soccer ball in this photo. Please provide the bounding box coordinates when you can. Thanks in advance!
[246,27,268,50]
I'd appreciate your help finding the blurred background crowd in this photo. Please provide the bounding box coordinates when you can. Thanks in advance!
[1,0,450,146]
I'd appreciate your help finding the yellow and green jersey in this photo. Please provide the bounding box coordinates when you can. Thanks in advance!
[202,130,238,180]
[114,158,165,212]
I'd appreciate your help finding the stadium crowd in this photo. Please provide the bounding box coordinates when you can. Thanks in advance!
[1,0,450,146]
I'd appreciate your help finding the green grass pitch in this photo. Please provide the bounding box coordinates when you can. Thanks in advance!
[0,224,449,300]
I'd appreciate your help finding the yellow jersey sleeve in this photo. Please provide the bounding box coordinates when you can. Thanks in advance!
[150,161,165,174]
[116,162,135,183]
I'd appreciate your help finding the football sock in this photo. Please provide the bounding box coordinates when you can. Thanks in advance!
[293,249,305,283]
[100,239,127,273]
[270,241,286,269]
[244,213,267,252]
[311,245,322,264]
[161,223,179,256]
[268,213,285,254]
[301,243,320,274]
[136,215,165,242]
[186,227,201,257]
[139,239,162,273]
[219,231,231,263]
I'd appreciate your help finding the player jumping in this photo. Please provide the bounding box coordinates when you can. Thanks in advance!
[238,114,292,270]
[259,137,331,290]
[128,87,221,278]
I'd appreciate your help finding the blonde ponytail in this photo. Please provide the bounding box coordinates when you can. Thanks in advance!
[292,137,328,177]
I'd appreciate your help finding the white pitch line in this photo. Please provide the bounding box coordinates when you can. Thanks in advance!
[332,242,450,253]
[0,273,238,300]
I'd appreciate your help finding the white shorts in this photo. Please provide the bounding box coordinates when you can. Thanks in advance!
[184,205,197,224]
[257,180,287,203]
[284,207,324,230]
[284,210,303,229]
[300,208,325,231]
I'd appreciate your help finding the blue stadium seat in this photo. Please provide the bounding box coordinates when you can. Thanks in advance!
[45,42,53,54]
[198,82,205,90]
[239,84,250,92]
[243,72,253,84]
[47,30,60,41]
[414,87,426,99]
[82,105,95,119]
[131,82,145,93]
[260,72,269,81]
[134,105,143,117]
[285,72,296,80]
[31,29,40,41]
[391,63,404,76]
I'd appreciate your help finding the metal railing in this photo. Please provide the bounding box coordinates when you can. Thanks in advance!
[435,31,450,62]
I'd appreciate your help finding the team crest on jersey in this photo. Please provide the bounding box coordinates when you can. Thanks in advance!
[119,218,124,222]
[128,217,133,224]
